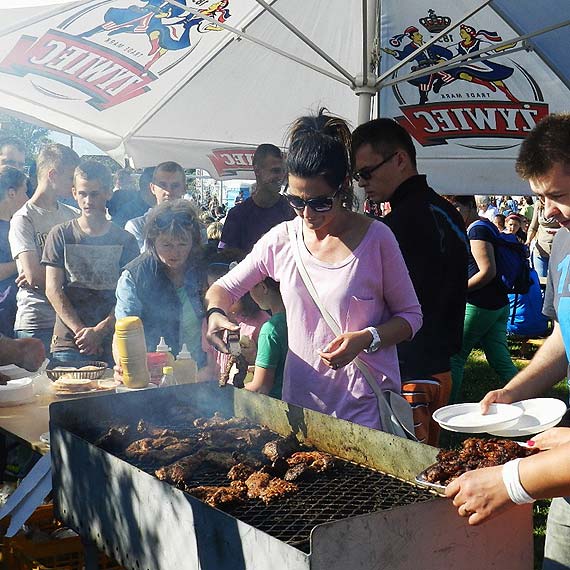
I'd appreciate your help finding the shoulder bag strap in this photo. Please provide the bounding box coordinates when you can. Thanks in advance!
[286,224,392,410]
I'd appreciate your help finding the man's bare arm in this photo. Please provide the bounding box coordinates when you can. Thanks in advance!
[45,265,83,334]
[17,250,46,290]
[481,322,567,412]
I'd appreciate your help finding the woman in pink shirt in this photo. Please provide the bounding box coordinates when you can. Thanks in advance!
[205,110,422,430]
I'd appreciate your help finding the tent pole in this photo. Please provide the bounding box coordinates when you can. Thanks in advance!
[356,0,378,126]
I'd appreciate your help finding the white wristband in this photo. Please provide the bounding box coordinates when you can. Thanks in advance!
[502,458,535,505]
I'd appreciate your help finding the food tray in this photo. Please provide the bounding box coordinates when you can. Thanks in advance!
[414,467,446,494]
[46,361,107,381]
[415,441,532,494]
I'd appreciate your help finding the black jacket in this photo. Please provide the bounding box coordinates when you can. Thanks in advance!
[384,175,468,378]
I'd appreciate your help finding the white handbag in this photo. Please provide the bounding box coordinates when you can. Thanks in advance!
[287,222,417,440]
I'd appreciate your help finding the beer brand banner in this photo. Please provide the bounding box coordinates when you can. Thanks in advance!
[379,0,568,194]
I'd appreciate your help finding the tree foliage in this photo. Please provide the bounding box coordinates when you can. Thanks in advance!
[0,113,51,159]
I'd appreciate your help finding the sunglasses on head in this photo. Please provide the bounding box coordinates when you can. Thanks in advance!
[284,187,341,213]
[155,211,193,230]
[353,152,397,182]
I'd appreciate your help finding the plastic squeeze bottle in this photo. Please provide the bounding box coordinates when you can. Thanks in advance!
[159,366,177,388]
[147,336,176,384]
[114,317,150,388]
[174,343,198,384]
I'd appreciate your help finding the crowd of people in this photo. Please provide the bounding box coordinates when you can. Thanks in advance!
[1,110,570,568]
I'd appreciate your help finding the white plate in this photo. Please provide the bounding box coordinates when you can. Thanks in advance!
[488,398,567,437]
[433,403,523,433]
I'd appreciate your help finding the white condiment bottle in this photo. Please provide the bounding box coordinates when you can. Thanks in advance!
[155,336,175,367]
[174,343,198,384]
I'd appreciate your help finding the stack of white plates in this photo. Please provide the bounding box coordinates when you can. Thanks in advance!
[433,403,523,433]
[0,377,34,406]
[433,398,567,436]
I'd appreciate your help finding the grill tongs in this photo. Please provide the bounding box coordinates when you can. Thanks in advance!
[220,332,248,388]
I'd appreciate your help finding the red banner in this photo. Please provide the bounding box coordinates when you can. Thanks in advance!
[395,101,550,146]
[0,30,156,110]
[208,148,256,177]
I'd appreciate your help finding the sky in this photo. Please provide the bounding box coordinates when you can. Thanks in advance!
[50,131,105,157]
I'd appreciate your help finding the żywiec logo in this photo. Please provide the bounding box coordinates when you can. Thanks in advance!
[0,0,231,110]
[208,148,255,177]
[383,10,549,148]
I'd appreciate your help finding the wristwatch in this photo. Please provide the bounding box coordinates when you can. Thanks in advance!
[364,326,381,353]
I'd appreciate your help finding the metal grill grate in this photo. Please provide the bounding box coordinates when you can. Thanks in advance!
[131,456,435,553]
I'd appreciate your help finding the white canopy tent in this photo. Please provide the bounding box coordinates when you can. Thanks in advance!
[0,0,568,194]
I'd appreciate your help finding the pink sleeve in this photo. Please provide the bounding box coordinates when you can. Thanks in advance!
[214,225,282,302]
[378,224,423,337]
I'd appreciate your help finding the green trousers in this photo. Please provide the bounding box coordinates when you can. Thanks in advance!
[450,302,518,403]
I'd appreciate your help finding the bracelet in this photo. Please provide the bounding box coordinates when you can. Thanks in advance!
[502,458,535,504]
[206,307,227,320]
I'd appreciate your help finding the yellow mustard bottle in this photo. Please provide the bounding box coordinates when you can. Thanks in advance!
[174,343,198,384]
[114,317,150,388]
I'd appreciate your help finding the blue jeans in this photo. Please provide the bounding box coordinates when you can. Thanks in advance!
[50,348,112,367]
[15,329,52,359]
[532,249,550,278]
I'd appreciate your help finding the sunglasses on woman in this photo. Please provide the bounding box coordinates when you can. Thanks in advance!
[284,187,341,213]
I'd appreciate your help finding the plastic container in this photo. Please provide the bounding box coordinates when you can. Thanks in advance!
[156,337,175,366]
[159,366,177,388]
[114,317,150,388]
[174,343,198,384]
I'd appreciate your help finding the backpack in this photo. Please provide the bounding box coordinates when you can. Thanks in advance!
[468,220,532,295]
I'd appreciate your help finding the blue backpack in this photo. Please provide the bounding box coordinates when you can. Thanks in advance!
[469,221,531,295]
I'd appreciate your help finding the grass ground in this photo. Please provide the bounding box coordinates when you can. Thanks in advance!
[442,340,568,570]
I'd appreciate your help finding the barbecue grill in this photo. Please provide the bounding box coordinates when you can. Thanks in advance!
[50,382,533,570]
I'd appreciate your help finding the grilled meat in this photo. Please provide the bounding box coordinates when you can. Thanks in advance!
[94,425,132,453]
[185,481,248,509]
[136,420,177,438]
[425,437,538,486]
[193,413,254,430]
[262,433,300,463]
[126,436,197,465]
[219,354,248,388]
[155,451,209,485]
[227,462,256,482]
[199,426,274,450]
[282,451,336,482]
[244,471,298,505]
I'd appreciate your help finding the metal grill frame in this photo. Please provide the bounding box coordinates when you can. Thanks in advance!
[50,382,534,570]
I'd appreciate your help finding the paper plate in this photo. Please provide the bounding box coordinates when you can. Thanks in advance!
[488,398,567,437]
[433,403,523,433]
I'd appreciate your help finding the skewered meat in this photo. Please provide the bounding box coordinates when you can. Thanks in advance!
[185,481,248,509]
[262,433,300,463]
[219,354,248,388]
[126,437,197,464]
[244,471,298,505]
[424,437,538,486]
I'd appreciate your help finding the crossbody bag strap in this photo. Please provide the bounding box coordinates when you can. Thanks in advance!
[286,223,388,405]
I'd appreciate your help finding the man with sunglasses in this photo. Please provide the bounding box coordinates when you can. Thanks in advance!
[219,144,294,253]
[352,118,468,445]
